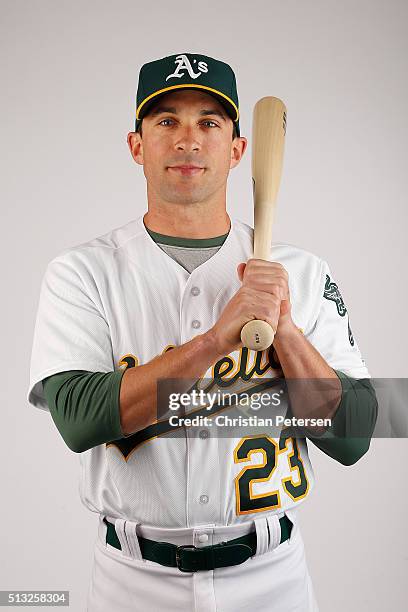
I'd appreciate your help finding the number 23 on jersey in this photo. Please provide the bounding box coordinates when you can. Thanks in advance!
[234,434,309,515]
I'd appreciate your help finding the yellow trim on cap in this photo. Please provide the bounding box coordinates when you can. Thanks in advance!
[136,84,239,122]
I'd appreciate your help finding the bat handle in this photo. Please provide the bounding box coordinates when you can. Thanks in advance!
[240,244,276,351]
[240,319,275,351]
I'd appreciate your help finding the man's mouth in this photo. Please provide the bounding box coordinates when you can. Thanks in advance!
[168,165,205,176]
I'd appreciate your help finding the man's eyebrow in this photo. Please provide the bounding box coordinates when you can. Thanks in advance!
[199,109,227,121]
[150,106,177,116]
[150,106,227,121]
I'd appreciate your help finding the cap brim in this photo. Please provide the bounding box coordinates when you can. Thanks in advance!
[137,85,238,123]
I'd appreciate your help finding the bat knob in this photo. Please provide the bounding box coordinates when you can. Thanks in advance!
[240,319,275,351]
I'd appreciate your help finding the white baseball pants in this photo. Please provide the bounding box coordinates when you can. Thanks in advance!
[87,511,319,612]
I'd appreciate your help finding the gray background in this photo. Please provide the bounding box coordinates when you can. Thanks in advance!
[1,0,407,610]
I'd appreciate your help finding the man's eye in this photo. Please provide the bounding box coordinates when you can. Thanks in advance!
[158,119,218,127]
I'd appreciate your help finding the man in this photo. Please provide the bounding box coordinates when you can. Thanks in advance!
[27,53,377,611]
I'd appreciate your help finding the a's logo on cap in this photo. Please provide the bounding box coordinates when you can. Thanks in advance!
[166,54,209,81]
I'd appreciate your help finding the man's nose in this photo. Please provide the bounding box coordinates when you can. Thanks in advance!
[175,126,201,151]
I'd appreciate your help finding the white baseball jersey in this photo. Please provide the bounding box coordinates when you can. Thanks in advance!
[27,215,369,528]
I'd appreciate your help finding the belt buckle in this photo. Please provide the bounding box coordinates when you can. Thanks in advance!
[175,544,198,572]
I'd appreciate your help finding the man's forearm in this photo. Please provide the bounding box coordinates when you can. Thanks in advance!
[119,331,224,435]
[273,323,342,434]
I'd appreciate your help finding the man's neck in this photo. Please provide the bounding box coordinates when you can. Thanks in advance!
[143,207,231,239]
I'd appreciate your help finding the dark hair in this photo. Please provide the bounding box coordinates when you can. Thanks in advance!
[137,118,237,140]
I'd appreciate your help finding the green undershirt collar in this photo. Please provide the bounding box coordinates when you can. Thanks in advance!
[144,224,229,248]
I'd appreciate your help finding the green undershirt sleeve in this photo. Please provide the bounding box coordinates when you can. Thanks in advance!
[42,369,128,453]
[43,367,378,464]
[306,369,378,465]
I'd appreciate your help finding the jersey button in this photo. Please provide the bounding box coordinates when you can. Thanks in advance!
[199,494,209,504]
[199,429,210,439]
[198,534,209,543]
[192,320,201,329]
[191,286,201,296]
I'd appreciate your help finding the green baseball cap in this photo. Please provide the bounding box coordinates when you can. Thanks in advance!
[134,53,240,137]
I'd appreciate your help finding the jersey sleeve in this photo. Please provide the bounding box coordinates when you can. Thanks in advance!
[27,254,116,412]
[305,259,370,379]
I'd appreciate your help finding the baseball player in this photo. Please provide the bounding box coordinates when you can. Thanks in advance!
[27,53,377,611]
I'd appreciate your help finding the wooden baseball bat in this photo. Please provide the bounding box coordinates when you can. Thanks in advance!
[240,96,287,351]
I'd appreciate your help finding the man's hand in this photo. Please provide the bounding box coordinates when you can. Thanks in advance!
[208,259,294,356]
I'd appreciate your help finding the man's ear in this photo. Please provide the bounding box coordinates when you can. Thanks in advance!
[230,136,248,169]
[127,132,143,165]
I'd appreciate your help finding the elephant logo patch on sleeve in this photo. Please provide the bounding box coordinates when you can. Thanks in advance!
[324,274,355,346]
[323,274,347,316]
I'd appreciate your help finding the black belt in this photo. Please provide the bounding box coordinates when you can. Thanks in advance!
[103,515,293,572]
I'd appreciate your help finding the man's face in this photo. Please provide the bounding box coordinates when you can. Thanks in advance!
[127,89,247,206]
